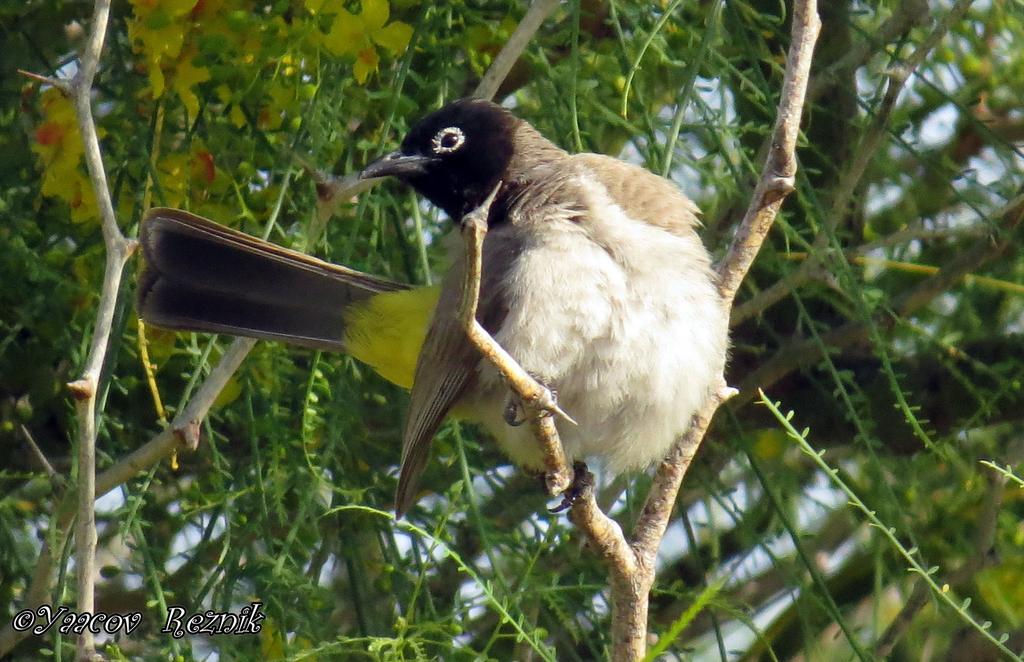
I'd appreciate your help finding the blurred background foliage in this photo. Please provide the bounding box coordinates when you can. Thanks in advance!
[1,0,1023,659]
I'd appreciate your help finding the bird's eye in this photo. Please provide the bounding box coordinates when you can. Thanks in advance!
[431,126,465,154]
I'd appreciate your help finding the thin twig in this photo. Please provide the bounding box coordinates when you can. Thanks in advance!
[570,383,736,661]
[741,228,1019,329]
[854,224,987,253]
[456,183,574,496]
[19,424,60,483]
[0,338,255,656]
[714,4,821,306]
[608,1,818,657]
[548,2,820,658]
[46,1,132,658]
[17,68,70,92]
[824,0,973,228]
[98,338,258,488]
[735,193,1024,405]
[632,384,737,556]
[731,223,989,327]
[785,251,1024,296]
[806,0,929,104]
[473,0,561,101]
[874,440,1019,657]
[731,0,975,326]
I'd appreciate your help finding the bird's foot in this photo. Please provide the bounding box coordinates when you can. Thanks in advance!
[503,377,559,427]
[548,462,592,514]
[503,397,527,426]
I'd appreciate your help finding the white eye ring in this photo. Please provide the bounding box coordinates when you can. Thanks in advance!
[431,126,465,154]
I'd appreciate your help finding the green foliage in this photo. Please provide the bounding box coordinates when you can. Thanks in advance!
[2,0,1023,660]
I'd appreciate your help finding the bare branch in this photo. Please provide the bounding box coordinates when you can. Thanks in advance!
[822,0,973,232]
[0,338,255,657]
[568,483,647,659]
[17,68,70,92]
[98,338,258,491]
[19,424,60,484]
[645,0,821,522]
[632,384,737,556]
[806,0,929,104]
[456,184,574,497]
[714,3,820,306]
[481,2,821,658]
[732,219,996,325]
[731,0,976,325]
[735,192,1024,405]
[563,2,823,658]
[44,1,129,658]
[473,0,561,101]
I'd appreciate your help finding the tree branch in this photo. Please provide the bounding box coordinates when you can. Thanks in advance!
[0,337,256,657]
[43,1,132,658]
[456,184,575,496]
[19,424,60,485]
[731,0,975,327]
[472,0,561,101]
[454,2,821,659]
[735,192,1024,406]
[633,0,819,551]
[604,2,820,657]
[806,0,929,105]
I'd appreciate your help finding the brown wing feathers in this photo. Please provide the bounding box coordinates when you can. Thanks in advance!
[137,114,702,516]
[394,241,512,516]
[573,153,701,237]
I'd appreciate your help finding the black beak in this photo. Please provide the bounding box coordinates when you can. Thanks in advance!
[359,151,436,180]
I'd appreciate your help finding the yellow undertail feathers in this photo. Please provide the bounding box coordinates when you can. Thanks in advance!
[342,285,441,389]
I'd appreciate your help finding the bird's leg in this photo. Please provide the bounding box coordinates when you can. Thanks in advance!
[549,462,593,514]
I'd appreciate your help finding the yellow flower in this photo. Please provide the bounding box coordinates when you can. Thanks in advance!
[126,0,211,118]
[155,143,219,209]
[312,0,413,84]
[170,47,211,119]
[31,88,99,223]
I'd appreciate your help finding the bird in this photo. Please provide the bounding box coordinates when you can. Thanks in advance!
[138,98,729,515]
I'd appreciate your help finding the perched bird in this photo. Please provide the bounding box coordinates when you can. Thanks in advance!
[138,98,729,515]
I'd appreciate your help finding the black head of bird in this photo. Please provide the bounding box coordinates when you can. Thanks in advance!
[139,96,729,516]
[359,98,520,219]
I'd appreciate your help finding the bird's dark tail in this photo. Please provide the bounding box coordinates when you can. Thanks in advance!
[137,207,407,350]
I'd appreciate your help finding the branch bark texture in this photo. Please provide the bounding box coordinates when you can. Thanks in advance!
[449,2,820,659]
[60,1,128,658]
[576,2,820,658]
